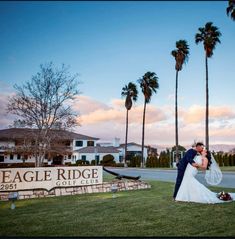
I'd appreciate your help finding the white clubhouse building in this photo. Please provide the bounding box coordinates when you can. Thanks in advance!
[0,128,148,166]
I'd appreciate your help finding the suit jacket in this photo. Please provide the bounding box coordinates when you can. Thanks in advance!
[177,148,197,172]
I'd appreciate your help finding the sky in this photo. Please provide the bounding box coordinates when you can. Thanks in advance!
[0,1,235,147]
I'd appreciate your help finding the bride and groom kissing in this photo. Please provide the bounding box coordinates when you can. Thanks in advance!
[173,142,235,204]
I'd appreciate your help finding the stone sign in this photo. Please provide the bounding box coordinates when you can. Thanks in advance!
[0,166,103,191]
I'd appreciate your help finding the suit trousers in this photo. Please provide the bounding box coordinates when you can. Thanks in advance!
[173,168,185,198]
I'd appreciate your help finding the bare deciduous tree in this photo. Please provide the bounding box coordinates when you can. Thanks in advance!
[7,62,80,167]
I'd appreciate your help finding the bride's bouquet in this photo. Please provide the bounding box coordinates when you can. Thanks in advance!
[217,191,233,201]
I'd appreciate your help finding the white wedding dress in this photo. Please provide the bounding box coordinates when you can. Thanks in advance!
[175,155,235,204]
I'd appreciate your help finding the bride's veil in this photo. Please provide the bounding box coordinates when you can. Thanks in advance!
[205,153,223,185]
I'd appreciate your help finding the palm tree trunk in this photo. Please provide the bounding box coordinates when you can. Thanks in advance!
[124,109,129,167]
[141,100,147,168]
[205,55,209,150]
[175,70,179,164]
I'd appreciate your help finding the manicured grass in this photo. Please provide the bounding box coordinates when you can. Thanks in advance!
[119,166,235,172]
[220,166,235,172]
[0,180,235,237]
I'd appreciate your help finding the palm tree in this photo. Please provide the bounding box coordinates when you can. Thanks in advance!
[227,0,235,21]
[171,40,189,163]
[195,22,221,150]
[137,72,159,168]
[121,82,138,167]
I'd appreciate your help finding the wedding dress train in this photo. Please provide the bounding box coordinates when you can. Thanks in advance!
[175,155,235,204]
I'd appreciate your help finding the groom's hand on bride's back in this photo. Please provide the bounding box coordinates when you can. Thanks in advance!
[192,163,200,168]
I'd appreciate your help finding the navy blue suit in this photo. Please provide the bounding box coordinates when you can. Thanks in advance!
[173,148,197,198]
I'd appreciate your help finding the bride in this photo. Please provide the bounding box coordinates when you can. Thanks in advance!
[175,149,235,204]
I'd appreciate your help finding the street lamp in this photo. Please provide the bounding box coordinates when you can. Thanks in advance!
[8,192,19,210]
[111,184,118,198]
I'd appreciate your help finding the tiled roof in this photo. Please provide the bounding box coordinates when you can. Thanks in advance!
[0,128,99,141]
[119,142,142,147]
[75,146,120,154]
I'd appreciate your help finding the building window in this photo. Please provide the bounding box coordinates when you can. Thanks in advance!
[68,155,72,159]
[0,155,4,162]
[75,141,83,147]
[17,154,21,160]
[95,155,100,164]
[10,154,14,160]
[87,141,94,146]
[81,155,86,161]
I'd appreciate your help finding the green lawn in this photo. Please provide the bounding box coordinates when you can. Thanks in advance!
[114,166,235,172]
[0,180,235,237]
[220,166,235,172]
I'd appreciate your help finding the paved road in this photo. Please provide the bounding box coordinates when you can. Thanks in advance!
[105,167,235,189]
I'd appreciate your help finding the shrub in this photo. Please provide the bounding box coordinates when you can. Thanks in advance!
[100,154,116,166]
[223,154,229,166]
[146,156,158,168]
[232,154,235,166]
[76,159,90,166]
[65,162,72,166]
[159,151,170,167]
[128,155,141,167]
[90,159,100,165]
[0,163,36,168]
[215,153,223,167]
[116,163,124,167]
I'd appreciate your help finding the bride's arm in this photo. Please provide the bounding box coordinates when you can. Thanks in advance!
[199,157,208,170]
[200,149,209,170]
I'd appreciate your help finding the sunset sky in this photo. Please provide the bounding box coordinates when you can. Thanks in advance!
[0,1,234,147]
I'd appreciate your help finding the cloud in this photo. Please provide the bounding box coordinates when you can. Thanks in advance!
[77,117,235,146]
[72,95,110,114]
[182,105,235,124]
[1,92,235,145]
[78,100,167,125]
[0,94,17,129]
[80,108,123,125]
[110,98,124,109]
[75,99,235,146]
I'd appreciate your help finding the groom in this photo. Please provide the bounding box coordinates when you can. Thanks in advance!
[173,142,205,200]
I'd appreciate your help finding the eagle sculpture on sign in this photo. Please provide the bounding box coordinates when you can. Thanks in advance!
[103,167,141,180]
